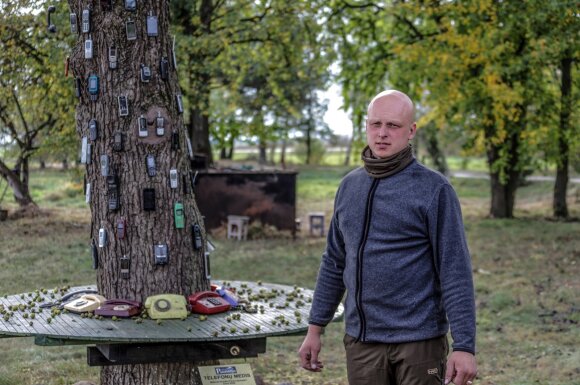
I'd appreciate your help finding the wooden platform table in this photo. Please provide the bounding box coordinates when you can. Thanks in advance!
[0,280,343,366]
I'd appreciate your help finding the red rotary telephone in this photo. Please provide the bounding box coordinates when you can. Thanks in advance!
[188,291,231,315]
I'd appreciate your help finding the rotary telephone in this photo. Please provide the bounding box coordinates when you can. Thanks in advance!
[144,294,188,319]
[188,291,231,315]
[63,294,107,313]
[95,299,142,318]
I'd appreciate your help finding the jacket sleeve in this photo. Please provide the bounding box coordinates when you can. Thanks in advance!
[308,186,347,327]
[427,183,476,354]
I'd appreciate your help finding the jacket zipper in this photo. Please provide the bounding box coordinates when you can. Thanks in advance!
[355,177,379,342]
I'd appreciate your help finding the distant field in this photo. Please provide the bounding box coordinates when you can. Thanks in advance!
[222,146,491,170]
[0,165,578,385]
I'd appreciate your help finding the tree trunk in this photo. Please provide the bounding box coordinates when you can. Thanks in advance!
[280,138,287,169]
[553,55,572,218]
[189,106,213,165]
[489,169,518,218]
[344,132,353,166]
[344,110,363,167]
[486,127,522,219]
[258,139,267,165]
[67,1,209,383]
[0,159,36,207]
[305,135,311,165]
[184,0,214,166]
[269,142,277,164]
[62,158,69,170]
[423,121,448,176]
[227,135,235,159]
[101,363,201,384]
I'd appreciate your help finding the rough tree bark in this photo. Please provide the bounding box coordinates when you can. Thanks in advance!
[67,1,209,383]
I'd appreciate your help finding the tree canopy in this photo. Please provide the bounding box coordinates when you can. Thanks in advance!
[0,0,75,206]
[1,0,577,218]
[327,0,579,217]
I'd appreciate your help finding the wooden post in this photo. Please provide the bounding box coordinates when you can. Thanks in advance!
[67,1,211,383]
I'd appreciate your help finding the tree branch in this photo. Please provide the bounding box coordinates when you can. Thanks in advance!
[329,0,384,21]
[10,89,30,137]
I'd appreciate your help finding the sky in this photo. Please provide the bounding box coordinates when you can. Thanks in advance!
[320,84,353,137]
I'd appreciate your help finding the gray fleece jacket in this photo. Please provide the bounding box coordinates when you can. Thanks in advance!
[309,160,476,354]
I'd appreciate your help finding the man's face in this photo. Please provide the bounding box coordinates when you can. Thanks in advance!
[366,95,416,159]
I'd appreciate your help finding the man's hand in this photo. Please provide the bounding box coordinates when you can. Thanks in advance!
[445,351,477,385]
[298,325,325,372]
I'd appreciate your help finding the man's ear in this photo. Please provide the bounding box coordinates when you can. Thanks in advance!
[408,123,417,140]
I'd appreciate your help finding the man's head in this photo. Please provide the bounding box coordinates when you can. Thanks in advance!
[366,90,417,159]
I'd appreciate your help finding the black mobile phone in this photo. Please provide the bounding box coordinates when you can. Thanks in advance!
[113,131,124,152]
[160,57,169,80]
[107,174,120,211]
[120,255,130,279]
[91,240,98,269]
[118,95,129,116]
[171,130,179,150]
[143,188,155,211]
[193,224,202,250]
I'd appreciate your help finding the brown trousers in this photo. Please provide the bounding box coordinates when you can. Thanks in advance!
[344,334,449,385]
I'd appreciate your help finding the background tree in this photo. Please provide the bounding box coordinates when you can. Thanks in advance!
[0,0,73,207]
[537,3,579,219]
[328,0,578,218]
[65,0,208,383]
[171,0,332,165]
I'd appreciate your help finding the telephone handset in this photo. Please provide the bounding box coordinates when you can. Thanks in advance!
[188,291,231,315]
[95,299,142,318]
[64,294,107,313]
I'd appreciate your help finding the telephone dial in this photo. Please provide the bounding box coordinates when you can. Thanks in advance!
[95,299,142,318]
[188,291,231,315]
[63,294,107,313]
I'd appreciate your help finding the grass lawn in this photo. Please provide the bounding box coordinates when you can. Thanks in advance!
[0,165,578,385]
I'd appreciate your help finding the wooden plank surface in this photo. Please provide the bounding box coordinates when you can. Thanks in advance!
[0,281,343,346]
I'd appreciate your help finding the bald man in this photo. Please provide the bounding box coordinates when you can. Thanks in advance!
[298,90,477,385]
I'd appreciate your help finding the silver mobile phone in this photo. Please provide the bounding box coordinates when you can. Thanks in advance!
[82,9,90,33]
